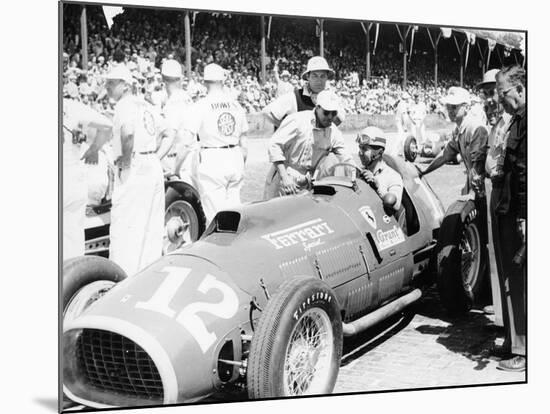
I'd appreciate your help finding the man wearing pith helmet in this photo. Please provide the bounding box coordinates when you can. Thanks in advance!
[356,126,403,210]
[263,56,345,128]
[265,89,353,198]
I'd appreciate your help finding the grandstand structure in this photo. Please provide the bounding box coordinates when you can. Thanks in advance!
[62,3,525,98]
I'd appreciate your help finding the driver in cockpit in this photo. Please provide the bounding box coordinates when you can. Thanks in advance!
[357,126,404,211]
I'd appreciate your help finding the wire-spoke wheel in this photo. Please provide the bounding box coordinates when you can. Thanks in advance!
[247,277,342,399]
[283,308,334,396]
[460,223,481,300]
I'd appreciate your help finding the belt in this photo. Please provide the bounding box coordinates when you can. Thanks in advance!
[201,144,238,149]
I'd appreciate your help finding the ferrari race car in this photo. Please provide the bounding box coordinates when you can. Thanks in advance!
[63,154,488,408]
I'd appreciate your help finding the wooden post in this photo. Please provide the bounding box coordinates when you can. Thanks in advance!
[320,19,324,57]
[184,11,192,80]
[395,25,411,89]
[366,22,371,82]
[80,5,88,72]
[427,29,441,88]
[260,16,266,85]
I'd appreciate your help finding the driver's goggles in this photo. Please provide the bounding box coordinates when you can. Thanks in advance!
[358,143,384,152]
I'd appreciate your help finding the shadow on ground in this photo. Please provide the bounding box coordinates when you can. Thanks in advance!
[411,285,505,370]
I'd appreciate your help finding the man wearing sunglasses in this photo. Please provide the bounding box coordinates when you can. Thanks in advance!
[356,127,403,211]
[491,65,527,373]
[265,90,353,198]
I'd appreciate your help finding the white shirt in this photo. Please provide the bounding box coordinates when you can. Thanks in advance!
[112,95,165,158]
[268,110,351,174]
[185,90,248,148]
[163,89,193,148]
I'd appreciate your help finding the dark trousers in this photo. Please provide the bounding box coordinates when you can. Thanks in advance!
[490,185,526,356]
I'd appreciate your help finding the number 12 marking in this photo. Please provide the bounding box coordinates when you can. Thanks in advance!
[136,266,239,353]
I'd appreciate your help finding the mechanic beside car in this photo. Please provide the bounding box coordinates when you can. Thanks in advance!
[264,89,353,198]
[182,63,249,225]
[356,126,404,211]
[106,64,174,277]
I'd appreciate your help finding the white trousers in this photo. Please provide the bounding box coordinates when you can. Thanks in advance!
[197,147,244,223]
[109,154,164,276]
[63,161,87,260]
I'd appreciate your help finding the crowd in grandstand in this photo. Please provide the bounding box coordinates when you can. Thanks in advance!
[62,6,483,115]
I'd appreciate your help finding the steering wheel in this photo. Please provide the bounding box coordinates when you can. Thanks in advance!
[323,162,364,178]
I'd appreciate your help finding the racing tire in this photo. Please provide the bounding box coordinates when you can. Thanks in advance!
[435,200,488,315]
[403,135,418,163]
[247,276,343,399]
[63,256,127,317]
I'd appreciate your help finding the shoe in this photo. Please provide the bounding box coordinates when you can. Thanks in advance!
[489,344,512,358]
[497,355,526,372]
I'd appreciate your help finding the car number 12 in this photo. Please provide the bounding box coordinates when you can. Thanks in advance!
[135,266,239,353]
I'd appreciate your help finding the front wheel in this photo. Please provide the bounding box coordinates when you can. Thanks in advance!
[247,277,343,399]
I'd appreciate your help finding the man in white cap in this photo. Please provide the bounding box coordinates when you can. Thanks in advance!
[105,64,175,276]
[62,96,113,259]
[419,86,488,199]
[262,56,344,128]
[159,58,196,185]
[182,63,249,224]
[356,126,403,210]
[265,90,353,198]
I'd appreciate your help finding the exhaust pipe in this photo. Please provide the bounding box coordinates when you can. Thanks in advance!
[342,288,422,336]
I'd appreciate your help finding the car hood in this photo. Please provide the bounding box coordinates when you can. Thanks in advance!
[63,254,251,407]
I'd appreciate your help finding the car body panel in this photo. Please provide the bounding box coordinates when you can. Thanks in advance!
[64,154,445,406]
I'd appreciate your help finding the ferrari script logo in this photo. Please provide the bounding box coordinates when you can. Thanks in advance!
[262,218,334,250]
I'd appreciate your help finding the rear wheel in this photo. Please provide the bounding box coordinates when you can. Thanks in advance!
[435,201,488,314]
[404,135,418,162]
[247,277,343,399]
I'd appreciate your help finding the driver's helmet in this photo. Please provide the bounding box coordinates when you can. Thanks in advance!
[356,126,387,149]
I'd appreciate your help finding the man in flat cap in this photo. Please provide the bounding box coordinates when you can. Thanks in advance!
[356,126,403,210]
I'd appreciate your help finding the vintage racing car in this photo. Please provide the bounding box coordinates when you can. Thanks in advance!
[62,154,488,408]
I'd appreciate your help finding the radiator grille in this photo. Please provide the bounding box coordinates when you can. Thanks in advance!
[76,329,164,402]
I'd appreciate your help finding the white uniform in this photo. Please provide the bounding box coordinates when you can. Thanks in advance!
[264,110,352,199]
[109,95,166,276]
[62,99,92,260]
[162,89,197,186]
[185,90,248,223]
